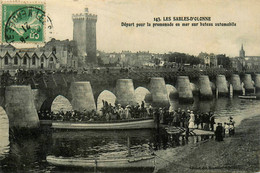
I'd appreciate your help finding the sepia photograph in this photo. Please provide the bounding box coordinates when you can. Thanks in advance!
[0,0,259,172]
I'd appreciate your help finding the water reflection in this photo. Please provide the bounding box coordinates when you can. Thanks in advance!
[0,107,9,160]
[1,133,52,172]
[51,130,154,157]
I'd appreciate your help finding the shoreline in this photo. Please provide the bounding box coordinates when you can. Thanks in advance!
[154,114,260,173]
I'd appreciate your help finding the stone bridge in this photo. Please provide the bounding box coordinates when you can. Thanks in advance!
[1,68,260,129]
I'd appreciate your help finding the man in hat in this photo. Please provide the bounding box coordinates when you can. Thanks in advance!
[215,123,224,141]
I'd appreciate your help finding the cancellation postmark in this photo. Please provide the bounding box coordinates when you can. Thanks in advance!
[2,3,46,43]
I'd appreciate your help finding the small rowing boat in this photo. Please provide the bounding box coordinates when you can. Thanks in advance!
[238,95,257,99]
[43,118,155,130]
[46,155,155,170]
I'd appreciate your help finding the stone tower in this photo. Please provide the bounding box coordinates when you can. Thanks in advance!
[239,44,245,58]
[72,8,97,64]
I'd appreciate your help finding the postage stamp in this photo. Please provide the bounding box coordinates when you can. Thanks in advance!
[1,3,46,43]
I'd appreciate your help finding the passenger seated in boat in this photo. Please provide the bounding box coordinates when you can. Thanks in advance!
[118,104,125,119]
[147,105,153,116]
[105,112,110,121]
[39,101,181,122]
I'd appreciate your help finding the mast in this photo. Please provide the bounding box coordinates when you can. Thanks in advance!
[127,136,132,157]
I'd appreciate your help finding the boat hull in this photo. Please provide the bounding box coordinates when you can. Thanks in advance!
[50,119,155,130]
[46,155,155,170]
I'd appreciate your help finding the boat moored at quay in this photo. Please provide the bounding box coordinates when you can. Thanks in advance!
[46,155,155,171]
[40,118,155,130]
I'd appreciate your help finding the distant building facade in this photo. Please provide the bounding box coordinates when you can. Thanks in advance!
[0,44,58,70]
[0,38,81,70]
[231,44,260,71]
[198,52,218,67]
[0,7,98,69]
[72,8,97,64]
[43,39,78,68]
[97,51,155,67]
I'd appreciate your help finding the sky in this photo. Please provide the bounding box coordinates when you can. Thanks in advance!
[6,0,260,57]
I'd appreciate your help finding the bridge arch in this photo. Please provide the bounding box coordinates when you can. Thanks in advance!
[51,95,72,113]
[166,84,178,99]
[40,93,71,113]
[134,87,151,105]
[190,82,199,94]
[37,84,72,112]
[96,90,116,113]
[210,82,216,91]
[0,106,9,156]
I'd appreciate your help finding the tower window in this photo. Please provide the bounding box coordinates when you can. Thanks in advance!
[50,57,54,62]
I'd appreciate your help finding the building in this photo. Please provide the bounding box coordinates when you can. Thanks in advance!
[0,7,97,69]
[72,8,97,64]
[0,44,59,70]
[239,44,245,58]
[231,44,260,71]
[43,39,78,68]
[198,52,218,67]
[97,51,155,67]
[230,57,244,71]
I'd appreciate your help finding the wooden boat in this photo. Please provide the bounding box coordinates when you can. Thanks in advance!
[48,118,155,130]
[238,95,257,99]
[46,155,155,170]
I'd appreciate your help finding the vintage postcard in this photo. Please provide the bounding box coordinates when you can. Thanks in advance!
[0,0,259,173]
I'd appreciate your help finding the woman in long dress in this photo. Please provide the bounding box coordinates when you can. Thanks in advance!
[188,111,195,129]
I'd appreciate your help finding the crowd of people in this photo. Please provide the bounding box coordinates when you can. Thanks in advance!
[166,108,216,131]
[37,93,238,138]
[38,101,153,122]
[38,109,100,122]
[215,117,235,141]
[38,100,217,131]
[38,101,236,142]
